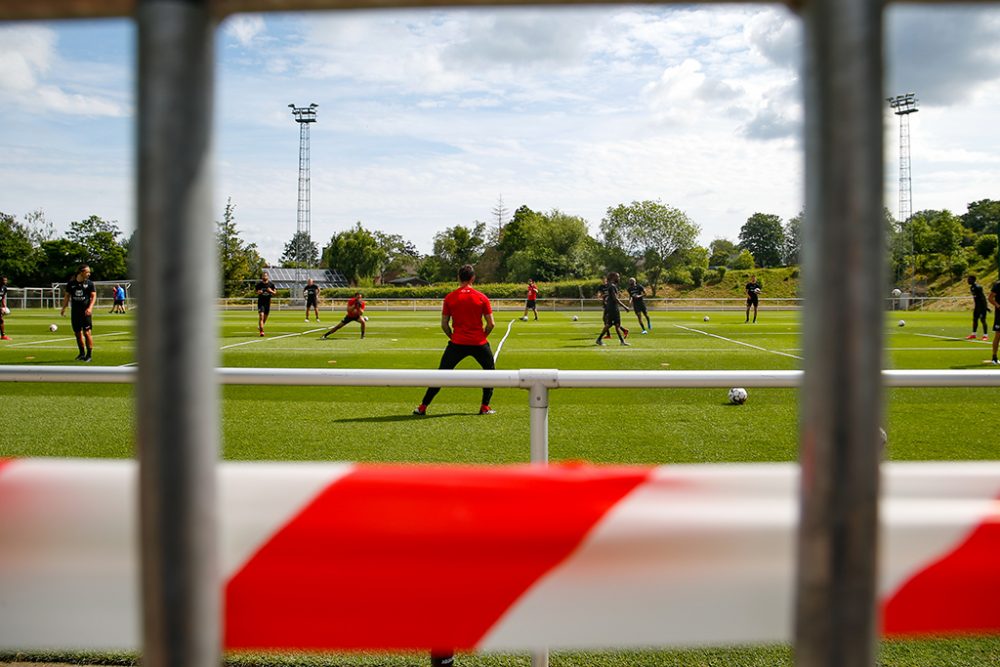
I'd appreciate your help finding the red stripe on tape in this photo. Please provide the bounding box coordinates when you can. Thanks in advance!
[882,498,1000,635]
[225,463,652,650]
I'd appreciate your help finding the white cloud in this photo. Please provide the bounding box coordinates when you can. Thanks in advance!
[225,14,267,47]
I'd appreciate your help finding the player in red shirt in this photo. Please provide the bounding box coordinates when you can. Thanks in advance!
[321,292,367,339]
[520,278,539,321]
[413,264,497,415]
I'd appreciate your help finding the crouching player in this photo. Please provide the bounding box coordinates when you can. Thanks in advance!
[322,292,366,339]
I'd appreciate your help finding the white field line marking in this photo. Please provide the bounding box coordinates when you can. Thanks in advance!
[493,318,518,362]
[673,324,803,360]
[221,328,326,350]
[914,332,991,344]
[7,331,130,348]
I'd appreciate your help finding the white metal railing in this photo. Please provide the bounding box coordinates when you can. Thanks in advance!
[4,366,999,465]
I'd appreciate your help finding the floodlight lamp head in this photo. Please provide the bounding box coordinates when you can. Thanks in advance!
[288,103,295,108]
[310,103,318,108]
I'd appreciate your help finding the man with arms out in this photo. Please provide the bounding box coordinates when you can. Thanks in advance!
[321,292,366,339]
[967,275,989,340]
[255,271,276,336]
[989,280,1000,364]
[520,278,539,321]
[595,271,630,346]
[627,277,651,334]
[745,274,762,323]
[60,264,96,361]
[0,275,10,341]
[304,278,321,322]
[414,264,497,416]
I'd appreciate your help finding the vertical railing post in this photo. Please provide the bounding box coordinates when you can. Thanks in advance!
[521,371,552,667]
[796,1,884,667]
[136,2,220,667]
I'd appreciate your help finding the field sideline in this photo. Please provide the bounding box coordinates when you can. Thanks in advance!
[1,307,998,666]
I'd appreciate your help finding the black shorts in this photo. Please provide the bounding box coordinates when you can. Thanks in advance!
[438,341,495,372]
[71,310,92,333]
[306,296,318,307]
[994,311,1000,332]
[257,299,271,315]
[341,314,362,324]
[605,309,621,327]
[747,294,759,307]
[974,305,988,318]
[633,301,647,314]
[526,299,536,310]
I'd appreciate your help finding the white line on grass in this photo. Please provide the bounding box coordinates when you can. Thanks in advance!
[913,332,991,344]
[8,331,130,348]
[673,324,803,360]
[221,328,326,350]
[493,318,518,362]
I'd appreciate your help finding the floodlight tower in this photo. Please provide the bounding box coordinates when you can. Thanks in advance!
[887,93,918,296]
[289,103,318,276]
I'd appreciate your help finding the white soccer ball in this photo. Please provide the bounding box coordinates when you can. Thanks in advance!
[754,288,761,294]
[362,316,369,322]
[1,307,9,315]
[898,319,906,327]
[891,288,902,297]
[703,315,710,322]
[49,324,58,332]
[520,316,528,321]
[572,315,579,321]
[728,387,748,405]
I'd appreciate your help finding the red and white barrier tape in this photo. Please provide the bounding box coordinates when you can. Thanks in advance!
[0,459,998,651]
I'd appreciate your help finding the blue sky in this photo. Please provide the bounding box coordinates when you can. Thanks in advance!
[2,6,999,262]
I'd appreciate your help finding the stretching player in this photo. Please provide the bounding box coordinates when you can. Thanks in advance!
[596,275,628,340]
[304,278,321,322]
[414,264,497,415]
[967,275,989,340]
[322,292,366,339]
[990,281,1000,364]
[596,271,630,346]
[627,277,651,333]
[255,271,276,336]
[745,274,761,323]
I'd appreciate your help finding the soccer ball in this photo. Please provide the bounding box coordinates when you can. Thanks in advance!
[362,316,369,322]
[49,324,58,332]
[754,288,761,294]
[572,315,579,321]
[703,315,710,322]
[891,288,902,297]
[898,319,906,327]
[1,307,8,315]
[728,387,748,405]
[520,316,528,321]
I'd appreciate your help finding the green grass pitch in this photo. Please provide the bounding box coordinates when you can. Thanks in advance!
[1,306,998,666]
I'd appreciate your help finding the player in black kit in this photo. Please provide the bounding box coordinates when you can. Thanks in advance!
[596,272,631,346]
[627,277,651,334]
[60,264,97,361]
[989,281,1000,364]
[0,275,9,341]
[303,278,321,322]
[745,275,761,323]
[256,271,277,336]
[966,275,989,340]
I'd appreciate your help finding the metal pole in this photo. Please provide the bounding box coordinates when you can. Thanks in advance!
[136,2,220,667]
[528,380,548,667]
[796,0,883,666]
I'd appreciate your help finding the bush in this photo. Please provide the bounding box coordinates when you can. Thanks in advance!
[975,234,998,259]
[949,255,969,280]
[715,266,727,283]
[730,249,755,270]
[690,266,705,287]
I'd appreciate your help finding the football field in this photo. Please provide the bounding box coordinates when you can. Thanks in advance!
[1,307,999,666]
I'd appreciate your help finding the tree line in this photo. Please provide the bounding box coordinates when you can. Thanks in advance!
[4,198,998,296]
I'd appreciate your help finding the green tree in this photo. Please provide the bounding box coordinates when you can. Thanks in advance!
[35,239,89,284]
[910,209,963,256]
[322,222,387,286]
[504,210,596,282]
[731,249,755,270]
[961,199,1000,234]
[279,230,319,268]
[495,205,539,279]
[429,222,487,281]
[217,198,265,296]
[783,212,803,266]
[708,238,737,267]
[0,212,38,284]
[67,215,128,279]
[738,213,785,267]
[599,200,700,296]
[373,231,421,282]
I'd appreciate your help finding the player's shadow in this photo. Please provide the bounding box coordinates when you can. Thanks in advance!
[949,362,998,369]
[334,413,467,423]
